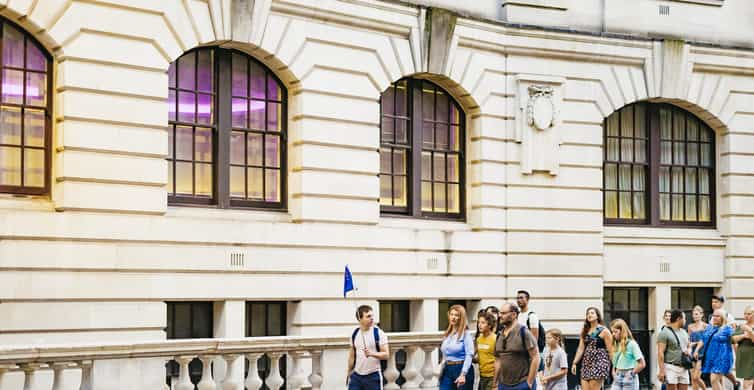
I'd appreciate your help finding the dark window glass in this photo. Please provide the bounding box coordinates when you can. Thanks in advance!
[380,78,464,219]
[671,287,713,322]
[165,302,213,388]
[604,103,715,227]
[438,299,466,331]
[245,302,287,390]
[603,288,650,388]
[168,48,286,209]
[379,300,410,332]
[0,19,51,195]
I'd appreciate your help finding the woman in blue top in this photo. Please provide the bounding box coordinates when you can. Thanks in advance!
[687,305,710,390]
[439,304,475,390]
[697,309,734,390]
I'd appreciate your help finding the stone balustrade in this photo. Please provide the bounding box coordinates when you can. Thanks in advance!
[0,332,444,390]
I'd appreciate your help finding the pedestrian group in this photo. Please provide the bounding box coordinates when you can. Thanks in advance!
[345,293,754,390]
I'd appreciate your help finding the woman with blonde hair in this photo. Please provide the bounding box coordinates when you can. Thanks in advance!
[731,306,754,390]
[610,319,645,390]
[688,305,710,390]
[439,304,475,390]
[698,309,734,390]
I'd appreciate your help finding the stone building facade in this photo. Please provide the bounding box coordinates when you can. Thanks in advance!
[0,0,753,387]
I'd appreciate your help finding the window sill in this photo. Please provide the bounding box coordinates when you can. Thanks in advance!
[603,226,725,247]
[0,193,54,212]
[378,214,471,231]
[165,205,292,223]
[666,0,723,6]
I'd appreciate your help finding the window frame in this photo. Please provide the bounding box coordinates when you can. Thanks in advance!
[167,47,287,211]
[603,103,716,228]
[378,300,411,332]
[379,78,466,221]
[0,18,53,196]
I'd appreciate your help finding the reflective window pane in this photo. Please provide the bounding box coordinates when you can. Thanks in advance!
[197,50,213,92]
[605,191,617,218]
[175,162,193,195]
[25,72,46,106]
[2,24,23,68]
[248,167,263,199]
[196,94,213,126]
[194,127,213,162]
[0,146,21,185]
[267,75,281,101]
[265,169,279,201]
[393,176,407,207]
[195,163,212,197]
[380,175,392,205]
[265,135,280,168]
[177,92,195,123]
[174,126,193,161]
[230,166,245,198]
[231,98,248,128]
[2,69,23,104]
[230,131,245,165]
[249,100,265,130]
[0,106,21,145]
[24,109,45,147]
[248,133,263,166]
[250,62,265,99]
[177,51,196,90]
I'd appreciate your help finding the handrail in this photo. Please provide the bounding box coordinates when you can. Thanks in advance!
[0,332,445,365]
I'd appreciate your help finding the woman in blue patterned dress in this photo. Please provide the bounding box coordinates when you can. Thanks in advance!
[698,309,734,390]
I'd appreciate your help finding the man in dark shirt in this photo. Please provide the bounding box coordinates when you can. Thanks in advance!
[494,303,540,390]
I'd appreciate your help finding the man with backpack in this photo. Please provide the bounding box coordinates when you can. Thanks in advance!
[494,303,541,390]
[347,305,390,390]
[516,290,545,352]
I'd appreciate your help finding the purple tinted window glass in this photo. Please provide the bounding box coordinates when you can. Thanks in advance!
[230,131,245,165]
[247,133,263,166]
[249,100,265,130]
[177,92,196,123]
[2,24,23,68]
[177,51,195,90]
[2,69,23,104]
[174,126,193,161]
[168,90,176,121]
[267,74,280,101]
[231,98,248,128]
[168,63,176,88]
[267,102,280,131]
[26,43,46,71]
[265,135,279,168]
[197,50,213,92]
[232,53,247,97]
[197,93,213,126]
[25,72,46,106]
[250,62,265,99]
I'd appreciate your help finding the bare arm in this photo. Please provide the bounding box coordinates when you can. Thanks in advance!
[634,358,646,375]
[493,357,501,387]
[527,346,540,387]
[546,368,568,382]
[657,342,666,382]
[347,346,354,382]
[368,342,389,360]
[602,328,615,363]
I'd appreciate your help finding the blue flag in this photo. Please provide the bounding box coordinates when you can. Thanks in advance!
[343,265,355,298]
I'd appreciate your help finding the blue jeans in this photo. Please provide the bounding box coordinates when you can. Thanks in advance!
[439,363,474,390]
[348,372,382,390]
[611,370,640,390]
[498,379,537,390]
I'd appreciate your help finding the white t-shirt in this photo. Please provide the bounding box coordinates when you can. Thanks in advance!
[519,310,539,330]
[352,326,388,375]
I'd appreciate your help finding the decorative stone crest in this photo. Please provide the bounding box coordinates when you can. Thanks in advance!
[514,75,566,176]
[526,85,558,131]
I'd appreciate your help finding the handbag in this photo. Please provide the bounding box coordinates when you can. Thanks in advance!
[669,328,694,369]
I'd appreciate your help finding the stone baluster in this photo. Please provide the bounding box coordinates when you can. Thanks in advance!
[78,360,93,390]
[308,350,323,390]
[51,362,76,390]
[420,346,438,389]
[21,363,44,390]
[197,355,216,390]
[264,352,285,390]
[383,347,400,390]
[244,353,264,390]
[401,346,421,389]
[0,365,17,390]
[288,351,307,390]
[221,354,244,390]
[175,356,196,390]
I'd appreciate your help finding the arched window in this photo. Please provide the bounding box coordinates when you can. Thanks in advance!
[167,48,285,208]
[603,103,714,226]
[0,20,50,195]
[379,78,465,219]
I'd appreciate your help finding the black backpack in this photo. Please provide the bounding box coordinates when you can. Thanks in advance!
[351,326,387,372]
[526,312,546,352]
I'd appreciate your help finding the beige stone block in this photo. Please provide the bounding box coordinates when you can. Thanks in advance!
[301,66,383,102]
[561,100,605,125]
[507,186,602,210]
[448,230,506,253]
[470,161,507,185]
[447,252,506,275]
[290,170,377,199]
[469,207,507,230]
[720,133,754,156]
[297,91,378,124]
[470,184,506,208]
[479,93,513,118]
[724,277,754,299]
[506,276,603,299]
[0,330,165,346]
[186,0,215,43]
[519,299,604,321]
[720,176,754,195]
[58,120,167,157]
[54,181,167,213]
[473,115,515,141]
[296,117,378,150]
[721,154,754,175]
[559,122,602,146]
[728,299,754,319]
[728,113,754,134]
[506,165,603,188]
[604,244,724,283]
[507,209,602,232]
[56,150,166,185]
[291,300,366,326]
[294,196,378,223]
[59,59,167,99]
[471,137,507,163]
[292,144,378,174]
[726,195,754,215]
[506,254,603,276]
[507,231,603,254]
[727,257,754,276]
[0,301,165,331]
[57,90,166,128]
